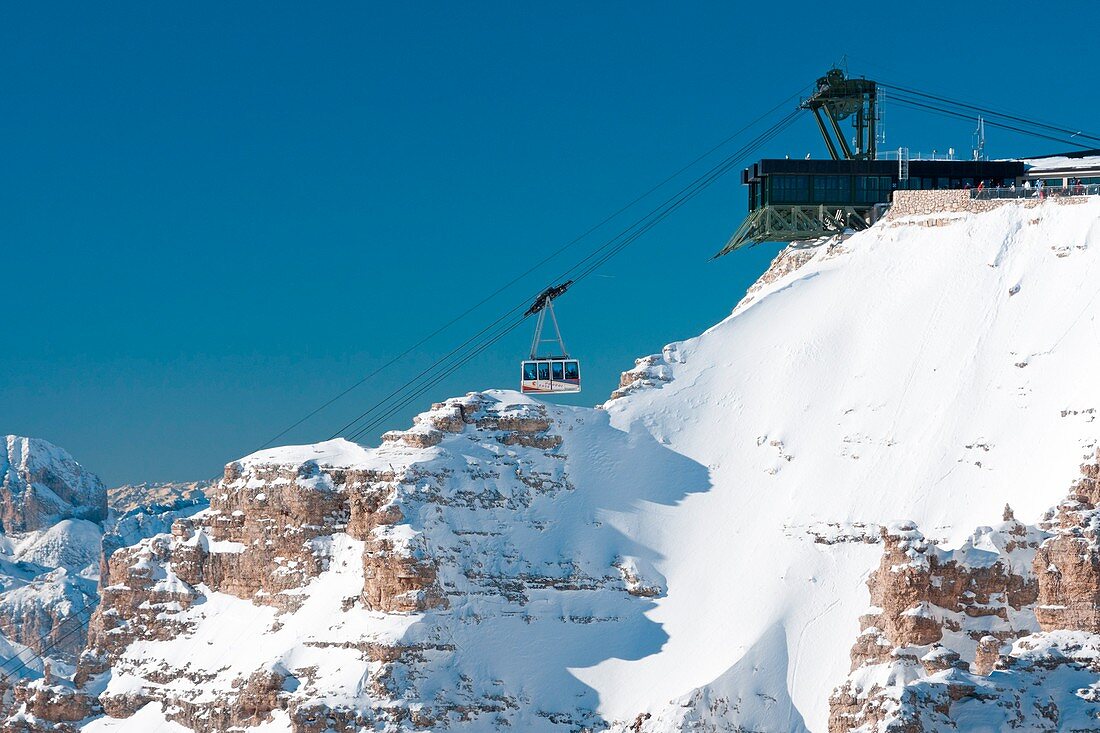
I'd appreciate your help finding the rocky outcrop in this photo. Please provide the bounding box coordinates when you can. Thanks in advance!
[830,452,1100,732]
[74,392,622,731]
[734,244,821,311]
[608,345,682,401]
[170,461,348,611]
[1032,454,1100,633]
[0,440,108,681]
[0,436,106,533]
[855,518,1040,663]
[77,535,200,684]
[829,515,1045,733]
[0,666,101,732]
[0,569,97,665]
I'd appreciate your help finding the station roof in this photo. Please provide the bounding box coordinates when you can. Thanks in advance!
[1023,149,1100,176]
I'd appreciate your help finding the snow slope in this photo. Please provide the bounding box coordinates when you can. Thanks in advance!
[589,197,1100,729]
[0,438,200,683]
[79,197,1100,732]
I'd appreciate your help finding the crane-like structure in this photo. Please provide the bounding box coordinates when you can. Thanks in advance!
[800,68,879,161]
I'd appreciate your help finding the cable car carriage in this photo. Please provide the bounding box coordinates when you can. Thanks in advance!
[520,281,581,394]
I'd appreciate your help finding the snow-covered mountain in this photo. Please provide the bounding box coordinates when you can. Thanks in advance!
[108,481,210,516]
[2,436,106,534]
[9,195,1100,731]
[0,436,208,729]
[0,437,105,684]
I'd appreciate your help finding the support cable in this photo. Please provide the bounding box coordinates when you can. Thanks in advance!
[880,82,1100,145]
[887,93,1093,149]
[341,110,803,443]
[257,87,809,451]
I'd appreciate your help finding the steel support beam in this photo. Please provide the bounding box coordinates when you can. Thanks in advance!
[822,105,854,160]
[714,204,874,257]
[812,109,840,161]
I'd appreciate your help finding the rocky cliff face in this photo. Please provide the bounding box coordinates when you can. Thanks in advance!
[1,436,106,533]
[0,438,109,730]
[0,438,108,669]
[1033,458,1100,634]
[72,392,672,731]
[829,452,1100,732]
[0,437,215,731]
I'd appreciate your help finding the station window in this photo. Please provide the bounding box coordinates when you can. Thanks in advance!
[771,175,808,203]
[813,175,849,203]
[855,176,892,203]
[855,175,874,202]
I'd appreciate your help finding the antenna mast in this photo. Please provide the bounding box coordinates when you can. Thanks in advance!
[972,115,986,160]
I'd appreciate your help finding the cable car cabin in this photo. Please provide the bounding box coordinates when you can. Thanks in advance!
[521,281,581,395]
[521,359,581,394]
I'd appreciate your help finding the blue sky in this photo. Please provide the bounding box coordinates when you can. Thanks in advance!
[3,3,1097,485]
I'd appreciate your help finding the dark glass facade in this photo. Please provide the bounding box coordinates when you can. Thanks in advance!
[742,159,1026,211]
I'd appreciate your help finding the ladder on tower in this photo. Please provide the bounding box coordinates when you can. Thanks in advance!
[898,147,910,182]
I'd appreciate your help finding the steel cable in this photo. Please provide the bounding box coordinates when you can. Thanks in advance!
[342,109,803,443]
[259,88,810,451]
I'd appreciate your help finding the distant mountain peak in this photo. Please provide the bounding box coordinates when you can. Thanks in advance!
[1,435,107,532]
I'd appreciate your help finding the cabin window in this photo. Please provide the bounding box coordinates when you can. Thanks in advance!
[522,362,538,381]
[538,362,550,381]
[552,362,564,380]
[564,361,579,380]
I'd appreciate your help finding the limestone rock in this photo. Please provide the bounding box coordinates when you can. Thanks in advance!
[0,436,106,533]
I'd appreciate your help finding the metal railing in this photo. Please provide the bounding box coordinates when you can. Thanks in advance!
[971,184,1100,200]
[876,149,964,161]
